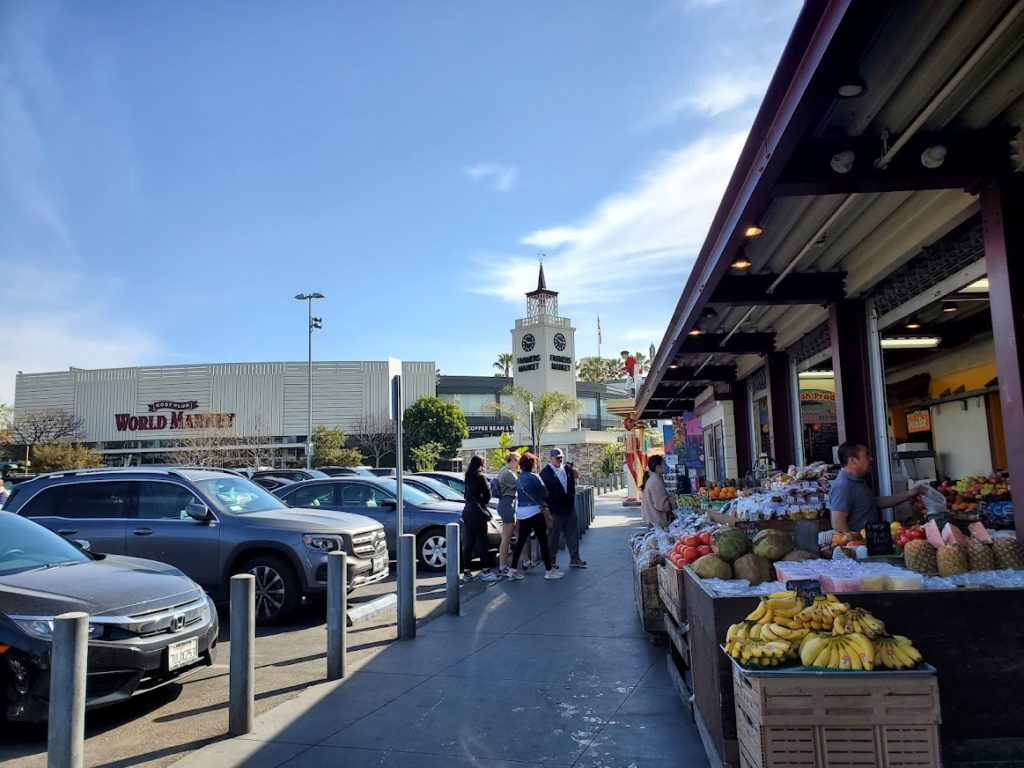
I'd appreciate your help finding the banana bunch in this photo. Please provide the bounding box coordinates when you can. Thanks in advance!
[832,607,886,638]
[798,631,876,670]
[677,495,702,509]
[873,635,923,670]
[724,621,792,667]
[794,595,850,631]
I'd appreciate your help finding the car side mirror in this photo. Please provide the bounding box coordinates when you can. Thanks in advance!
[381,499,397,510]
[73,539,92,552]
[185,503,212,522]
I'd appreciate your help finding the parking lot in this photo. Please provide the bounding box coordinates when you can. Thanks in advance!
[0,565,486,768]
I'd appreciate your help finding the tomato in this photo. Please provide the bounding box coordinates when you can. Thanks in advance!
[910,529,925,540]
[697,545,713,556]
[682,546,700,562]
[682,534,700,548]
[699,532,711,546]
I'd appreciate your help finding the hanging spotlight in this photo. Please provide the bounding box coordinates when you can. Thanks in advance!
[731,254,753,270]
[941,301,958,313]
[830,150,856,174]
[920,145,947,169]
[744,224,763,238]
[905,315,922,330]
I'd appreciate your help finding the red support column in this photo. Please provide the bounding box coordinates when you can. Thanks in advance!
[981,179,1024,541]
[829,300,877,459]
[732,378,752,479]
[766,353,796,467]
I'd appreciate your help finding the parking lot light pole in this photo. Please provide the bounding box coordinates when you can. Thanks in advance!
[295,293,325,469]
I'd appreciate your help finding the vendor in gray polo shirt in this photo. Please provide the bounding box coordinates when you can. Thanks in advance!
[828,442,921,533]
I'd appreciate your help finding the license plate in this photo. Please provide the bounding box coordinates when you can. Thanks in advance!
[168,637,199,671]
[373,555,386,572]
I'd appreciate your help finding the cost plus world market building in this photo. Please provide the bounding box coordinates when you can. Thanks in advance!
[14,360,436,465]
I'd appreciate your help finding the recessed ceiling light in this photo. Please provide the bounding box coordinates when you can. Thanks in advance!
[702,307,718,319]
[669,363,679,369]
[905,316,922,330]
[830,150,855,174]
[881,337,941,349]
[731,255,753,270]
[688,328,703,337]
[941,301,958,313]
[744,224,763,238]
[920,145,947,169]
[837,77,866,98]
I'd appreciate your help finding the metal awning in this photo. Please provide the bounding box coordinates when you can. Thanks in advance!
[640,0,1024,419]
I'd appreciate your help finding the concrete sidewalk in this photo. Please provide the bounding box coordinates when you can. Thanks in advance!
[172,491,708,768]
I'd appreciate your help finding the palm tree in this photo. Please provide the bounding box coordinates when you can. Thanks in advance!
[576,356,606,382]
[491,385,581,452]
[493,353,513,377]
[633,352,648,375]
[602,357,624,381]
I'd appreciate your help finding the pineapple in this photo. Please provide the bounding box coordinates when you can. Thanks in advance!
[937,543,969,577]
[903,539,938,574]
[992,537,1024,570]
[965,539,996,571]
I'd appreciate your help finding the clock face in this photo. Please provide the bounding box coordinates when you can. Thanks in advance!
[521,333,536,352]
[553,333,567,351]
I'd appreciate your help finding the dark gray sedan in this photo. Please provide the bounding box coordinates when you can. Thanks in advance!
[274,477,502,571]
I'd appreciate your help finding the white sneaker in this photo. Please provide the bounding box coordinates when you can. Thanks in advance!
[544,569,566,580]
[522,559,537,571]
[507,569,525,580]
[480,570,500,582]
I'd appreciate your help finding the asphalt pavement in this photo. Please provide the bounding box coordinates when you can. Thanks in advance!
[0,564,491,768]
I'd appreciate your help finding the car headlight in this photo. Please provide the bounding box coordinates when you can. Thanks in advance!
[10,617,104,642]
[302,534,344,552]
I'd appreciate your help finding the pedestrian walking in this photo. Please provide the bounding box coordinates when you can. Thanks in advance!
[462,455,499,582]
[641,454,673,528]
[541,448,587,568]
[495,452,520,576]
[507,452,563,580]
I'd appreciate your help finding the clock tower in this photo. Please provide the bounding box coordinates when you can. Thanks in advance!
[511,264,578,435]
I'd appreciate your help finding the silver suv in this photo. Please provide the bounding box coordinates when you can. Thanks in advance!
[3,468,389,625]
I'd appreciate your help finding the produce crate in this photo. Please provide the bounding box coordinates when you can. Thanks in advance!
[664,609,694,719]
[733,661,942,768]
[658,559,688,625]
[632,556,666,640]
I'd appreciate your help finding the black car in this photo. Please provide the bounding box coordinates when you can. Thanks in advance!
[316,467,377,477]
[252,468,330,483]
[0,512,218,723]
[251,475,296,492]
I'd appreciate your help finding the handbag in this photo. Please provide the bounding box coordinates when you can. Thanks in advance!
[520,479,554,529]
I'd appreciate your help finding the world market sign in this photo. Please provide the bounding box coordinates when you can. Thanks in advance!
[114,402,236,432]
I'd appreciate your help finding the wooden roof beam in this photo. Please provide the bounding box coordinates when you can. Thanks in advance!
[710,272,846,306]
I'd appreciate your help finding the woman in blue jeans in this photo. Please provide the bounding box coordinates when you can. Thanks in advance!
[507,452,564,580]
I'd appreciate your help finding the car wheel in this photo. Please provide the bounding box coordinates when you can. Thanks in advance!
[417,529,448,572]
[239,555,302,625]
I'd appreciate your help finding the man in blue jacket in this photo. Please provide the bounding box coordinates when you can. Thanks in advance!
[541,448,587,568]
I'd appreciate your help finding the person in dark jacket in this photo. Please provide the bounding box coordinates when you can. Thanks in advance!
[540,448,587,568]
[462,455,498,582]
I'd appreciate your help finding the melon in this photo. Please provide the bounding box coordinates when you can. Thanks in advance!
[691,554,734,580]
[711,527,750,563]
[968,522,991,544]
[733,553,773,585]
[782,549,819,561]
[751,529,794,561]
[942,523,967,546]
[923,520,945,549]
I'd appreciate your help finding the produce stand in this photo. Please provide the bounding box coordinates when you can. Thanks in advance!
[631,553,666,643]
[684,568,1024,767]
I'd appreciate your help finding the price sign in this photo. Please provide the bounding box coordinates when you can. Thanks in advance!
[865,521,894,556]
[786,579,822,606]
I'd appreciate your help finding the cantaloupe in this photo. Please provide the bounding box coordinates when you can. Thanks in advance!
[924,520,945,549]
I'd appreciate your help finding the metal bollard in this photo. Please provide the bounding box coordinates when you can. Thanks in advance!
[397,533,416,639]
[327,551,347,680]
[446,522,460,615]
[229,574,255,735]
[48,612,88,768]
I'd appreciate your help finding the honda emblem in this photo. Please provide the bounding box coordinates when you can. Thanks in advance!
[170,614,186,632]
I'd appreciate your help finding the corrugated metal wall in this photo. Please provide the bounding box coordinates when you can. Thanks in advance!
[14,360,437,442]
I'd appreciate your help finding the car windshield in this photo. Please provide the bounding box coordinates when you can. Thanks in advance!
[194,477,287,515]
[307,469,330,478]
[411,477,464,502]
[373,479,440,506]
[0,513,91,576]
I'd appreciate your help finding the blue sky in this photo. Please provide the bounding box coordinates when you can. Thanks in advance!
[0,0,800,402]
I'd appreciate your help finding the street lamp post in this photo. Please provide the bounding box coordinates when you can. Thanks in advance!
[529,400,536,454]
[295,293,325,469]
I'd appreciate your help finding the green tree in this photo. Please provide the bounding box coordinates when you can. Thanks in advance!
[410,441,443,472]
[576,356,607,382]
[491,385,581,453]
[633,352,648,375]
[493,353,513,377]
[487,432,526,472]
[32,441,103,473]
[311,425,364,467]
[403,396,469,462]
[600,443,624,476]
[603,357,624,380]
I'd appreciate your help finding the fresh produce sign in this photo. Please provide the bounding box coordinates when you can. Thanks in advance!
[906,409,931,433]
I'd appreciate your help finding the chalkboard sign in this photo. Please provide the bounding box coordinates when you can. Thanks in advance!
[786,579,822,605]
[865,521,894,556]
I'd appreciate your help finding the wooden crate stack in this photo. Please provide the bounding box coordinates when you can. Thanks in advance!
[632,556,666,642]
[733,662,942,768]
[659,560,693,717]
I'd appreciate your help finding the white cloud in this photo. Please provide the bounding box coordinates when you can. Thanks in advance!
[464,162,519,192]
